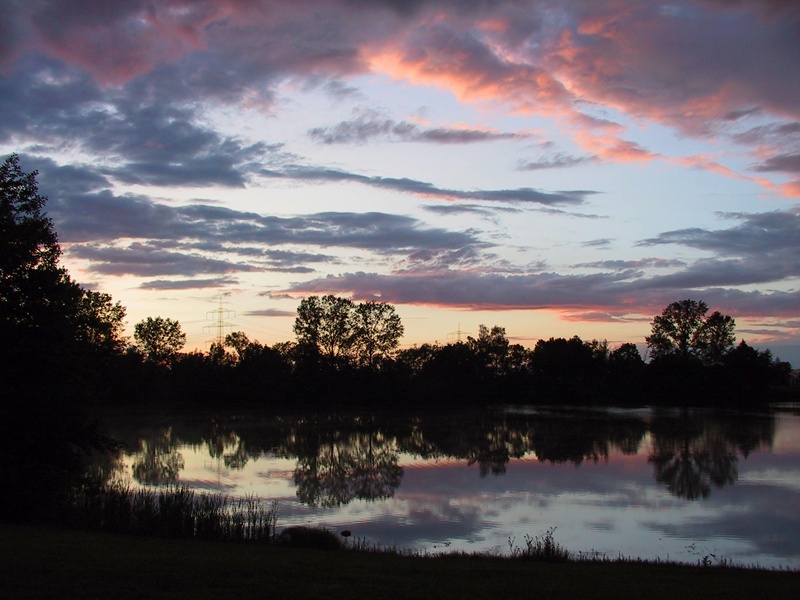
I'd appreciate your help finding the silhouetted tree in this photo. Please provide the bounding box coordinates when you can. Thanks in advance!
[352,300,404,368]
[224,331,253,362]
[646,299,735,365]
[608,343,645,397]
[468,325,510,376]
[134,316,186,365]
[530,336,596,398]
[75,290,127,355]
[1,154,82,370]
[293,295,405,373]
[294,295,357,366]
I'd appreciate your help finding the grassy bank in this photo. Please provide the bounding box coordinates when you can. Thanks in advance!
[2,524,798,600]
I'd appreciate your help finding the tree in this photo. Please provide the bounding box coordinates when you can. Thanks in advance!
[1,153,76,338]
[699,311,736,366]
[293,296,406,370]
[352,301,404,368]
[609,343,644,372]
[1,155,60,285]
[134,317,186,365]
[646,299,735,365]
[224,331,255,362]
[293,295,357,364]
[468,325,510,375]
[75,290,127,354]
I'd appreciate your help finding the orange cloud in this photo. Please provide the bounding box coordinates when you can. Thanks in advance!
[574,130,659,162]
[366,47,574,119]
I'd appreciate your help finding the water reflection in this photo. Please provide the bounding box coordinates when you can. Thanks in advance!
[648,413,775,500]
[278,418,403,507]
[92,406,800,567]
[112,408,778,502]
[131,427,184,486]
[200,419,250,470]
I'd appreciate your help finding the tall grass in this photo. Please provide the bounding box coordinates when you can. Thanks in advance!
[71,482,277,542]
[508,527,572,562]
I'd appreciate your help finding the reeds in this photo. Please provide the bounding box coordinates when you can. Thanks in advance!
[71,482,277,542]
[508,527,572,562]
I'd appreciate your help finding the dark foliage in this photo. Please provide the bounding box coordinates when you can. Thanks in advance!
[2,154,796,524]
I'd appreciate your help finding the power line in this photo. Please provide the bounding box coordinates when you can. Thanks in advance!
[447,322,470,343]
[203,294,235,347]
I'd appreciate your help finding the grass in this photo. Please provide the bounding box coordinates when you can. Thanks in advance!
[508,527,572,562]
[71,482,278,542]
[2,523,799,600]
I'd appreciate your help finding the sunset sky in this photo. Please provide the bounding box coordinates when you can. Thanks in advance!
[2,0,799,364]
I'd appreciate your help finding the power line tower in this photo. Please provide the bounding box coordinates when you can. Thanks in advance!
[204,294,235,347]
[447,322,469,343]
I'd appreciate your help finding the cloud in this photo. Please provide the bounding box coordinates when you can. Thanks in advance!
[308,113,531,145]
[752,153,800,174]
[68,243,258,277]
[518,153,597,170]
[262,164,593,205]
[277,269,642,310]
[2,65,278,188]
[34,175,485,254]
[581,238,613,249]
[2,0,799,355]
[577,258,687,270]
[422,204,520,217]
[243,308,296,317]
[638,209,800,261]
[277,268,800,322]
[140,277,240,290]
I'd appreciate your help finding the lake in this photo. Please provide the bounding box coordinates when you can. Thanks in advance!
[100,404,800,568]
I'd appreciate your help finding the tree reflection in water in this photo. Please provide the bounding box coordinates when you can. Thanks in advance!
[131,427,185,485]
[279,418,403,507]
[648,413,775,500]
[109,407,777,505]
[200,419,250,470]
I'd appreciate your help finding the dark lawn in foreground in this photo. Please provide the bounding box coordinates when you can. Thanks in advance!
[2,525,798,600]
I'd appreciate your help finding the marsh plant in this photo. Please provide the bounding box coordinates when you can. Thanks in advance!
[72,482,277,542]
[508,528,572,562]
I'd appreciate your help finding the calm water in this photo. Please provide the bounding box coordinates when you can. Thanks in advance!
[101,405,800,568]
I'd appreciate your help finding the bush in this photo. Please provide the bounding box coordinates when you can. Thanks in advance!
[276,526,342,550]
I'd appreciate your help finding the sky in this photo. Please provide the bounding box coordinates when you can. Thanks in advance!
[2,0,799,365]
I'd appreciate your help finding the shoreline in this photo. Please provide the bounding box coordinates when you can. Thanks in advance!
[3,524,798,600]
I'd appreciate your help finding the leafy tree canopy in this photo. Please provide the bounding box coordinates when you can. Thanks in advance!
[134,316,186,365]
[646,299,735,365]
[293,295,404,368]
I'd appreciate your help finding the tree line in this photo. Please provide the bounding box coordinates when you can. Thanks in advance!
[1,153,794,414]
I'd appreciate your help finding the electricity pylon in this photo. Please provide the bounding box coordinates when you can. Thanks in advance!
[204,294,235,347]
[447,323,469,343]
